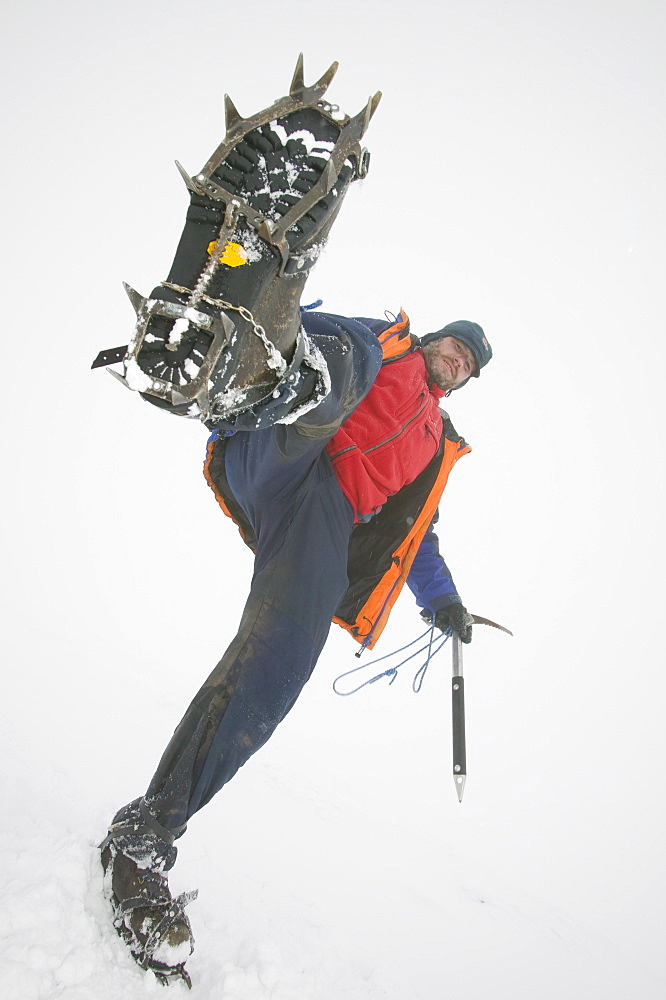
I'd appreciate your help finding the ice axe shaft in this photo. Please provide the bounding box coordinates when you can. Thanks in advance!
[451,635,466,802]
[450,613,512,802]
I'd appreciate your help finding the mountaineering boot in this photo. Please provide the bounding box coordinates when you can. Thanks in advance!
[99,798,197,988]
[92,55,381,425]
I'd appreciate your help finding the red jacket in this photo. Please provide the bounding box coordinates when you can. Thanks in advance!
[326,311,445,522]
[321,311,470,648]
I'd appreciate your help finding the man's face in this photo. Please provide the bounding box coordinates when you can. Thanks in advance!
[422,336,477,391]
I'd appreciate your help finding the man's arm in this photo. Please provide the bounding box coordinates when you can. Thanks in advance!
[407,513,474,642]
[406,512,461,612]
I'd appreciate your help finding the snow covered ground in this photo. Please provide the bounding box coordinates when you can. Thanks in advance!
[3,613,664,999]
[2,0,666,997]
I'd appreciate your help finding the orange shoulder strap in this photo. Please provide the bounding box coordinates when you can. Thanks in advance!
[377,309,412,361]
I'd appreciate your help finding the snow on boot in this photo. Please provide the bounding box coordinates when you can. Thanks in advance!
[99,798,197,988]
[93,55,381,424]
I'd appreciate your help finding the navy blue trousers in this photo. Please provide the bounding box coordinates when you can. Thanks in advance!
[144,313,382,831]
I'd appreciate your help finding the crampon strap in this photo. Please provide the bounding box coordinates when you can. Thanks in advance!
[98,798,187,851]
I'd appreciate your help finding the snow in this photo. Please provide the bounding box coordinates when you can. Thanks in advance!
[209,381,249,413]
[289,240,326,271]
[167,317,190,348]
[123,357,154,392]
[152,936,192,968]
[276,333,332,424]
[2,2,666,999]
[254,329,287,373]
[234,231,264,265]
[2,670,663,1000]
[269,125,335,157]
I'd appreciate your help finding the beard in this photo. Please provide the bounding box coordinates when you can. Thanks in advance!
[422,347,459,391]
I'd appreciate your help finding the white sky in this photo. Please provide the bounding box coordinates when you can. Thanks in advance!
[1,0,665,992]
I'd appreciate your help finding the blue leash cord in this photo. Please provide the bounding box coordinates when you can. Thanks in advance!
[333,625,452,696]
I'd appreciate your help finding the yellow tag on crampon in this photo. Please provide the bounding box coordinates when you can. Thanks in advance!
[207,241,248,267]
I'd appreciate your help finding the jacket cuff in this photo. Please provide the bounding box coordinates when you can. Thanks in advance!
[428,593,462,613]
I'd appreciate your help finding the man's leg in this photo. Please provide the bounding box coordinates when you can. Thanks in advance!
[100,433,353,987]
[144,309,382,827]
[100,310,381,981]
[144,434,354,829]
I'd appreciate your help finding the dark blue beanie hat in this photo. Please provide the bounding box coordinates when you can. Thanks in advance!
[420,320,492,381]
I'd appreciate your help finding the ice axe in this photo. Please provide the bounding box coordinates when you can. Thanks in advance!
[452,615,512,802]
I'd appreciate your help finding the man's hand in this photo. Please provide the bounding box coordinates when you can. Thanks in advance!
[422,605,474,643]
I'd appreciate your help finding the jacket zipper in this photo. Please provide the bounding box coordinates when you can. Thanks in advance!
[327,398,429,461]
[362,398,428,455]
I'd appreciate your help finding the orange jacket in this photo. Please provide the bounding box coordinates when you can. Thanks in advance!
[330,312,470,648]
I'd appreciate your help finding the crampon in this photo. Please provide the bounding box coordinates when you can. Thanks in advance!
[100,798,197,988]
[93,55,381,425]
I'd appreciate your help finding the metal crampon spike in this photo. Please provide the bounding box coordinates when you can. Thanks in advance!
[175,160,205,195]
[224,93,244,132]
[367,90,382,124]
[321,157,338,195]
[289,53,339,100]
[350,91,383,143]
[289,53,306,96]
[123,282,147,315]
[313,58,340,94]
[198,56,361,183]
[257,219,275,243]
